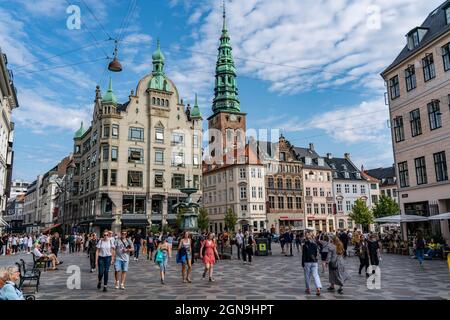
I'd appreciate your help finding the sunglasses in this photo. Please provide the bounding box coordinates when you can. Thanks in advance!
[103,234,109,237]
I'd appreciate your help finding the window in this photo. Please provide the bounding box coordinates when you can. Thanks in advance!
[102,145,109,161]
[295,178,301,190]
[103,125,110,138]
[129,127,144,141]
[155,149,164,165]
[361,185,366,194]
[102,169,108,186]
[346,201,351,211]
[241,205,247,212]
[336,184,342,193]
[422,54,435,82]
[344,172,350,179]
[372,195,378,204]
[193,133,199,148]
[434,151,448,182]
[112,124,119,138]
[155,128,164,143]
[111,146,118,162]
[259,205,264,211]
[280,152,286,161]
[344,184,350,193]
[409,109,422,137]
[296,197,302,209]
[229,170,233,181]
[257,168,262,178]
[286,178,292,189]
[269,196,275,209]
[268,177,274,188]
[277,177,283,189]
[393,116,405,142]
[415,157,427,185]
[337,200,343,212]
[258,187,263,198]
[171,151,185,167]
[371,183,377,190]
[193,154,200,168]
[321,204,326,214]
[446,6,450,25]
[172,174,185,189]
[306,187,311,196]
[154,172,164,188]
[252,205,257,211]
[278,196,284,209]
[327,203,333,214]
[313,188,318,197]
[171,132,184,145]
[86,156,90,171]
[352,185,357,193]
[320,188,324,197]
[427,100,442,130]
[314,204,319,214]
[398,161,409,187]
[405,65,416,91]
[287,197,293,209]
[251,168,256,178]
[239,168,246,179]
[389,75,400,99]
[442,43,450,71]
[110,170,117,186]
[240,187,247,199]
[307,203,312,214]
[128,171,143,187]
[252,187,257,198]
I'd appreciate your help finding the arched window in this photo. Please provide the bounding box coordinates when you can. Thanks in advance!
[277,177,283,189]
[286,178,292,189]
[165,99,169,107]
[152,97,156,105]
[339,219,345,229]
[268,177,274,188]
[295,178,301,190]
[157,98,160,105]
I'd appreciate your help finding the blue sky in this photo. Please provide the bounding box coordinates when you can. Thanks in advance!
[0,0,444,182]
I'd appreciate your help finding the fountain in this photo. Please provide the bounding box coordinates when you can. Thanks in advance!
[172,178,200,233]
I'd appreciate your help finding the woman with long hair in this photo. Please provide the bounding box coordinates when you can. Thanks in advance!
[155,237,169,284]
[87,233,98,273]
[177,231,193,283]
[356,234,370,277]
[96,231,116,292]
[302,232,321,296]
[200,233,220,282]
[327,236,350,294]
[318,234,330,273]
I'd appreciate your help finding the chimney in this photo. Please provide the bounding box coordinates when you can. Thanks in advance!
[326,153,332,159]
[344,153,350,159]
[309,143,314,151]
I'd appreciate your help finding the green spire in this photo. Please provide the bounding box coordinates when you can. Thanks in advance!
[212,0,240,114]
[191,93,202,119]
[74,121,85,139]
[102,77,117,104]
[152,38,165,76]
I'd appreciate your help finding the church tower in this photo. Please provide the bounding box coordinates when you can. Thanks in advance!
[208,1,247,161]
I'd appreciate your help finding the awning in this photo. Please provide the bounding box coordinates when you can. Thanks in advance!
[428,212,450,220]
[374,214,429,223]
[121,219,149,228]
[0,217,10,227]
[42,223,62,234]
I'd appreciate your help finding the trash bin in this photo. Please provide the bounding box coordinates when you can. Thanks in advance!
[255,238,269,256]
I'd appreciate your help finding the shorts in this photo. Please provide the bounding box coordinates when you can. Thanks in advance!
[320,252,328,261]
[114,259,129,272]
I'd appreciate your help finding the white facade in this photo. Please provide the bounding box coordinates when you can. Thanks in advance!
[203,164,266,233]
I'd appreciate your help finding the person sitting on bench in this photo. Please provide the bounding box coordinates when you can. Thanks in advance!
[33,243,62,270]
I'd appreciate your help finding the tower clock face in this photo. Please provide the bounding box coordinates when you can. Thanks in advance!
[229,114,237,122]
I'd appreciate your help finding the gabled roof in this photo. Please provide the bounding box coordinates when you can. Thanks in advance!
[382,0,450,77]
[325,157,365,181]
[366,167,396,186]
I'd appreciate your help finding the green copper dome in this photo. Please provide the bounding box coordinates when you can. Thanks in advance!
[102,77,117,104]
[74,121,85,139]
[212,1,240,114]
[149,39,171,91]
[190,93,202,119]
[152,39,165,62]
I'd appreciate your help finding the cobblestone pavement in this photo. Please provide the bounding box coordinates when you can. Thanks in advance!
[1,246,448,300]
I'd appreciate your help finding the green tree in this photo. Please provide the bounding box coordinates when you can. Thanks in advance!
[197,207,210,232]
[224,208,238,232]
[372,195,400,218]
[349,198,374,232]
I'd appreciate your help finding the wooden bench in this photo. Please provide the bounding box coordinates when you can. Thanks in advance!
[31,252,50,271]
[15,261,40,293]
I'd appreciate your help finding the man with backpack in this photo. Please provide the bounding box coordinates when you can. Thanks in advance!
[414,231,426,268]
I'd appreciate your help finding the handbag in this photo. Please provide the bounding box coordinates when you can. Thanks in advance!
[155,249,164,263]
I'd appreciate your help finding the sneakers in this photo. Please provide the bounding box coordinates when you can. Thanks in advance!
[209,277,215,282]
[202,271,206,279]
[337,288,343,294]
[103,286,108,292]
[97,282,101,289]
[120,284,125,290]
[327,287,335,292]
[161,279,165,285]
[115,281,120,289]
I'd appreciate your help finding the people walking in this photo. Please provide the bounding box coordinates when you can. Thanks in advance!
[235,230,243,260]
[356,234,370,277]
[114,231,133,290]
[367,234,381,272]
[96,231,116,292]
[87,233,98,273]
[51,232,61,257]
[146,232,156,261]
[285,229,293,257]
[302,232,321,296]
[167,233,174,258]
[68,234,75,253]
[339,230,349,257]
[177,231,193,283]
[133,230,143,261]
[242,231,255,265]
[318,235,330,273]
[155,237,169,284]
[414,231,426,268]
[327,236,350,294]
[200,233,220,282]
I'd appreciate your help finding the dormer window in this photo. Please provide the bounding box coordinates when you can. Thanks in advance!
[355,172,361,179]
[342,164,348,171]
[344,172,350,179]
[305,157,312,165]
[445,5,450,25]
[317,158,324,166]
[407,28,428,50]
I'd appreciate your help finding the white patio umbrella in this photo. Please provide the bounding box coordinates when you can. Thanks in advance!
[374,214,429,223]
[428,212,450,220]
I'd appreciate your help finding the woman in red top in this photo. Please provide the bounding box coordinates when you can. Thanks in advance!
[200,233,220,282]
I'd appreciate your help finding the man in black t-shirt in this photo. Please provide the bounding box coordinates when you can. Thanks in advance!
[51,232,61,257]
[132,230,143,261]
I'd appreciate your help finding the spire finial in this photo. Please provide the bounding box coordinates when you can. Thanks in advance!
[222,0,227,31]
[157,38,160,50]
[108,76,113,91]
[194,93,198,106]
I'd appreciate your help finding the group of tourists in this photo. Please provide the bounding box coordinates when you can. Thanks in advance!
[0,233,35,255]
